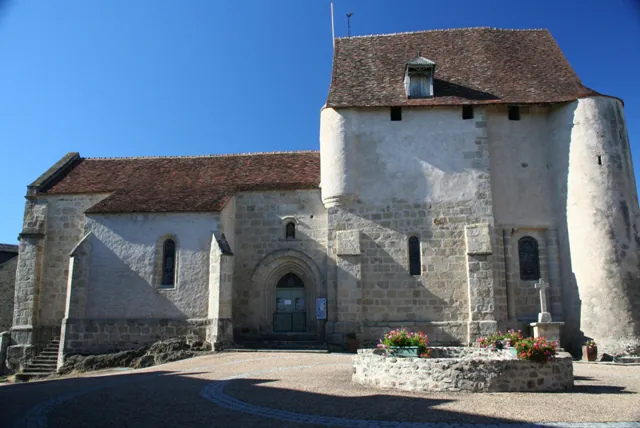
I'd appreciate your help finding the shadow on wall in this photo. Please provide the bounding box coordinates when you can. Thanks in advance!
[86,238,188,319]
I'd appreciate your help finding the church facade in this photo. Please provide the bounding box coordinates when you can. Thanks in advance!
[6,27,640,371]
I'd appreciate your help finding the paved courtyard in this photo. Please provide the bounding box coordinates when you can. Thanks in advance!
[1,352,639,427]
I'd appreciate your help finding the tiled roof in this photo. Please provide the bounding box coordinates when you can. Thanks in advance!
[326,27,601,107]
[39,152,320,213]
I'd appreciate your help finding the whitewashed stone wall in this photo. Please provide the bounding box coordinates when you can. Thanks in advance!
[84,212,220,319]
[0,257,18,332]
[353,349,574,392]
[487,106,564,329]
[551,97,640,356]
[320,107,496,345]
[232,190,328,338]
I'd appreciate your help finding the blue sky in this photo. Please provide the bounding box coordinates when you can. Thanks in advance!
[0,0,639,244]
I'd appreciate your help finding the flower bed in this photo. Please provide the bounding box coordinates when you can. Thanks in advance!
[352,347,574,392]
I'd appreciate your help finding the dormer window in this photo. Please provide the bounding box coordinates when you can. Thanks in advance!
[404,54,436,99]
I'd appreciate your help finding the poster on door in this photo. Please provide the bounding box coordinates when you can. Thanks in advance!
[316,298,327,320]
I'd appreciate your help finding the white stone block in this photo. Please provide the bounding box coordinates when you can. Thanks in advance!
[464,223,492,255]
[336,230,361,256]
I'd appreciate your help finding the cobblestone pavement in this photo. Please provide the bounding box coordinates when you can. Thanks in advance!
[1,352,638,428]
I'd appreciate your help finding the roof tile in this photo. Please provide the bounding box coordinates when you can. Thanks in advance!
[42,152,320,213]
[327,27,599,107]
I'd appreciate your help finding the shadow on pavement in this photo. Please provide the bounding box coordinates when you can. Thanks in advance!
[0,366,636,427]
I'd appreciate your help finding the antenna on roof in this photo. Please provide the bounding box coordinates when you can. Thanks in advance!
[330,2,335,49]
[346,12,353,37]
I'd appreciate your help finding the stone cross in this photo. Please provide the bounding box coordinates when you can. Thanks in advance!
[534,279,552,322]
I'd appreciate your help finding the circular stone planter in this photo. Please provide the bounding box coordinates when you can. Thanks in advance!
[353,347,574,392]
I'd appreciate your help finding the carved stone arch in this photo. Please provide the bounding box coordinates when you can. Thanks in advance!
[250,249,323,336]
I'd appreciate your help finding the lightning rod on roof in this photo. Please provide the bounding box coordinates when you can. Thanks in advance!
[346,12,353,37]
[330,2,335,49]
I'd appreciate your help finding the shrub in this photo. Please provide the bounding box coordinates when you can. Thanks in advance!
[377,328,432,357]
[514,337,557,363]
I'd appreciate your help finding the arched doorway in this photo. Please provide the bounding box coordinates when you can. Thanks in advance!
[274,273,306,332]
[248,249,324,338]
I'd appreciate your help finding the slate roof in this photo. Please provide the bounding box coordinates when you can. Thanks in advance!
[326,27,601,107]
[37,152,320,214]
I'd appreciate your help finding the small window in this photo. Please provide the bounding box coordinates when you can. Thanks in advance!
[161,239,176,287]
[518,236,540,280]
[508,106,521,121]
[408,236,421,276]
[390,107,402,121]
[285,222,295,239]
[462,105,474,120]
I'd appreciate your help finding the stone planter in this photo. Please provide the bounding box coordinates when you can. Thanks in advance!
[353,348,574,392]
[347,339,361,354]
[388,346,420,357]
[582,346,597,361]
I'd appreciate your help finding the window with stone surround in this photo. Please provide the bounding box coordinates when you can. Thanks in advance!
[408,236,421,276]
[155,235,178,288]
[518,236,540,280]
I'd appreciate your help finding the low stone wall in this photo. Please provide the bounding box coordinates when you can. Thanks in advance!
[353,348,574,392]
[60,318,211,356]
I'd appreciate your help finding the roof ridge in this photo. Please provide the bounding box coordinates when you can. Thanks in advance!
[336,26,548,40]
[85,150,320,160]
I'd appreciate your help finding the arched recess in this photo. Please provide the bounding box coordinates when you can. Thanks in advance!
[250,249,324,336]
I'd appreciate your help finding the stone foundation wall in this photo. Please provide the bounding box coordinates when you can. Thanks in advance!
[353,348,573,392]
[60,318,210,356]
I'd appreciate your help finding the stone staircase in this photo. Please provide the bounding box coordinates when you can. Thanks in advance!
[15,337,60,382]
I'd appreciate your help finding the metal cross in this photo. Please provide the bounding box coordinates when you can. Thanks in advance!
[534,279,549,314]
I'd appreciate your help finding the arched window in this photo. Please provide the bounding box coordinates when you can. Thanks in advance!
[285,222,295,240]
[161,239,176,287]
[518,236,540,280]
[408,236,421,276]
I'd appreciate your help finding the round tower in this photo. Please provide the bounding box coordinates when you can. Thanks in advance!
[566,96,640,356]
[319,107,359,207]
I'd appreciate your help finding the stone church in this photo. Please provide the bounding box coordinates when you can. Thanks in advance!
[6,27,640,371]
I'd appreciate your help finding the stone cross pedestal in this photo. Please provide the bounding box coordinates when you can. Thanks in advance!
[530,279,564,346]
[534,279,552,323]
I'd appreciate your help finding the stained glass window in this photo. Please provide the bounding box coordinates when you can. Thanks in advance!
[409,236,421,276]
[162,239,176,287]
[518,236,540,280]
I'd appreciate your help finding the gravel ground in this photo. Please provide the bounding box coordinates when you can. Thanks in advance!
[0,352,638,427]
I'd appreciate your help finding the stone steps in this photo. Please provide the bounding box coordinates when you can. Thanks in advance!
[16,337,61,382]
